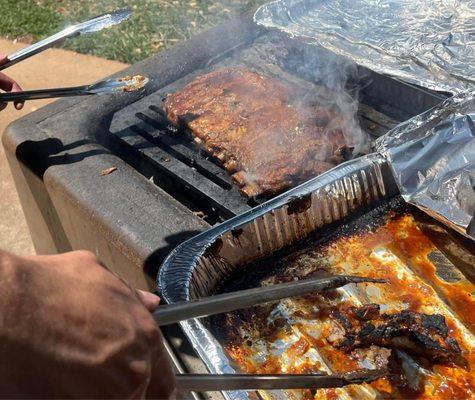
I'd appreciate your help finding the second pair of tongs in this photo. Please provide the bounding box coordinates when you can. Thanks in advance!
[160,275,387,392]
[153,275,385,325]
[0,75,149,102]
[0,9,149,102]
[175,369,387,391]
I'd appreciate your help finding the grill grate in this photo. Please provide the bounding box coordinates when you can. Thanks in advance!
[110,91,254,219]
[109,94,397,222]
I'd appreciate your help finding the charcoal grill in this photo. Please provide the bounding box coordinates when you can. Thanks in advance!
[3,11,447,400]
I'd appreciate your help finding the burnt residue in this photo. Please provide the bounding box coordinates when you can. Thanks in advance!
[286,194,312,215]
[329,306,468,369]
[206,197,474,398]
[212,197,407,297]
[420,314,448,337]
[208,197,407,342]
[231,228,244,239]
[203,238,223,258]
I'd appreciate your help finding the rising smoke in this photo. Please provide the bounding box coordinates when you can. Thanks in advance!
[282,41,372,154]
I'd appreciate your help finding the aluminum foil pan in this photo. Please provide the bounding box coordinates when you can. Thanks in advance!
[375,90,475,239]
[254,0,475,94]
[158,153,397,400]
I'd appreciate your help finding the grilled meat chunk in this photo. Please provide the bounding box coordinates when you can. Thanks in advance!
[164,67,351,197]
[328,304,467,369]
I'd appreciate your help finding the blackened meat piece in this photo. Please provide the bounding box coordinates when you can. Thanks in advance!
[328,304,467,369]
[164,67,351,197]
[420,313,448,337]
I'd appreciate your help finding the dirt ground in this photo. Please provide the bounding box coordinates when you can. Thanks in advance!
[0,38,128,255]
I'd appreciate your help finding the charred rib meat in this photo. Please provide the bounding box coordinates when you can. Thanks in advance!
[164,67,352,197]
[328,304,468,369]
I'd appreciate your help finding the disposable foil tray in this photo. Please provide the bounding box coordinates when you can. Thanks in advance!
[158,150,475,399]
[158,153,398,399]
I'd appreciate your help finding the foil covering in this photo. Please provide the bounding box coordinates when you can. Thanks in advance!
[254,0,475,94]
[375,91,475,239]
[158,153,397,400]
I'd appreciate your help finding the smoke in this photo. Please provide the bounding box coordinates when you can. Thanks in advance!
[282,43,371,154]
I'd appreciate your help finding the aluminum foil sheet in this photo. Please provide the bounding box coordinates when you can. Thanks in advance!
[375,90,475,239]
[158,153,397,400]
[254,0,475,94]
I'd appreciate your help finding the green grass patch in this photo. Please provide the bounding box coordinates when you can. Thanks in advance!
[0,0,266,63]
[0,0,63,41]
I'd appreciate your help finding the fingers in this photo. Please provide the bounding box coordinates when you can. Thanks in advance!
[136,290,161,312]
[0,72,19,91]
[0,53,7,66]
[0,71,24,110]
[10,78,23,110]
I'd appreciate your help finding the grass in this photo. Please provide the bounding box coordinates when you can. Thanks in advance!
[0,0,265,64]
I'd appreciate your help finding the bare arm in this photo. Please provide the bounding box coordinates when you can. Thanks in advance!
[0,249,175,398]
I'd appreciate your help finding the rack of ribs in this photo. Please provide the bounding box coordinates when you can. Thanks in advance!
[327,303,468,369]
[164,67,351,197]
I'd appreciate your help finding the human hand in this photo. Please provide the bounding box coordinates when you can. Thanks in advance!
[0,250,175,399]
[0,54,24,111]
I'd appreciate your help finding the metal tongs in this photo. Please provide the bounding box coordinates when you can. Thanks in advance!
[155,275,387,392]
[0,9,149,101]
[153,275,385,325]
[0,9,131,71]
[0,76,149,102]
[175,370,387,391]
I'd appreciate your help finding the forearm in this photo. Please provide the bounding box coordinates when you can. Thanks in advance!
[0,250,173,398]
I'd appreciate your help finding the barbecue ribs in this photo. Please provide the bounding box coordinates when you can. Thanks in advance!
[328,304,468,369]
[164,67,352,197]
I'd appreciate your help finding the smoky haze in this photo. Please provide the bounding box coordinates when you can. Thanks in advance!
[281,42,371,155]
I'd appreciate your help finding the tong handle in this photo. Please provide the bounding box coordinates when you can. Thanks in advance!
[0,85,90,102]
[154,275,384,326]
[0,28,80,71]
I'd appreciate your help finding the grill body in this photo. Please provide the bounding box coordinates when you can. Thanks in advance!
[2,13,446,398]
